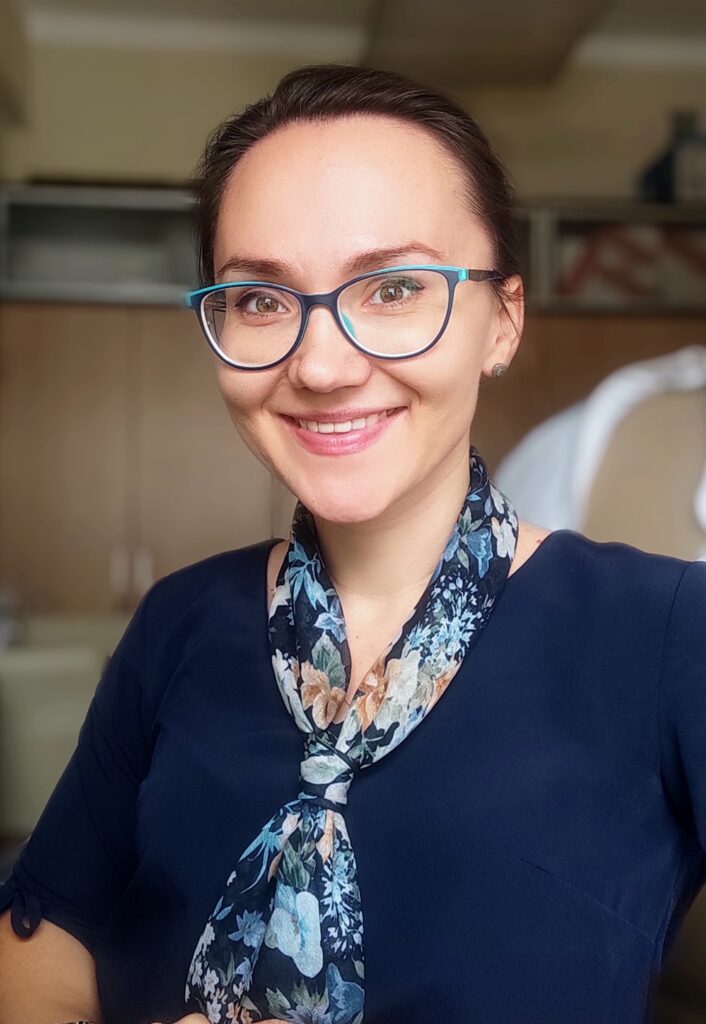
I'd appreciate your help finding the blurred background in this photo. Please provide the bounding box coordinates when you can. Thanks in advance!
[0,0,704,1019]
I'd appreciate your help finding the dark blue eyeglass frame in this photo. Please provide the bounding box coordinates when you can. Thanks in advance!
[184,263,505,370]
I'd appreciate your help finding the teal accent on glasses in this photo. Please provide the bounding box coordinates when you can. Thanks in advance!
[341,312,357,339]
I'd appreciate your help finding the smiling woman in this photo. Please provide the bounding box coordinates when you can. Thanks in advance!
[1,62,706,1024]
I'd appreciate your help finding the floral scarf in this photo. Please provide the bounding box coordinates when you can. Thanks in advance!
[185,444,518,1023]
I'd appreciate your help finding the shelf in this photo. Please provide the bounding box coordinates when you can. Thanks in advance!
[517,200,706,312]
[0,279,190,306]
[0,183,197,307]
[1,184,705,312]
[518,197,706,223]
[0,182,193,212]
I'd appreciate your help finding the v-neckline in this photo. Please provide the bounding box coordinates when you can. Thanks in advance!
[258,528,574,736]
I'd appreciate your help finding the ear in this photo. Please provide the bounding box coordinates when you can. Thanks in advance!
[482,274,524,376]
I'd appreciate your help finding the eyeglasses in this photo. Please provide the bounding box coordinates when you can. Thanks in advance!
[184,263,504,370]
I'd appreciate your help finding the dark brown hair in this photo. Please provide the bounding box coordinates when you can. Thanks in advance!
[190,62,520,316]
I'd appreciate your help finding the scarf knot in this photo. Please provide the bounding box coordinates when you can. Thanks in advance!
[298,734,358,811]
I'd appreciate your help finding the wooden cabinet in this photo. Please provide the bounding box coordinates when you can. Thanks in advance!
[0,303,131,611]
[0,302,274,612]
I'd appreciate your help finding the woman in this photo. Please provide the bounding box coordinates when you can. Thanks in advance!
[1,63,705,1024]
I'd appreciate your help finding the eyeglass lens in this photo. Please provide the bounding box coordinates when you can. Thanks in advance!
[200,269,450,367]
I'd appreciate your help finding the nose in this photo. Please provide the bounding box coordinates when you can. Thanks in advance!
[287,302,372,393]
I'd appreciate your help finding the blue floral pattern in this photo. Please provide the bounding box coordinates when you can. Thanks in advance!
[185,445,518,1022]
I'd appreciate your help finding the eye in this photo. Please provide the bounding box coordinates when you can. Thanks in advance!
[367,276,424,307]
[232,289,290,316]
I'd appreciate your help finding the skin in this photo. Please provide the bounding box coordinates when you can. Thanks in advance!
[160,119,549,1024]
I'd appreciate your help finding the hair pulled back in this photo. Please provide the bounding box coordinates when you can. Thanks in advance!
[190,62,520,313]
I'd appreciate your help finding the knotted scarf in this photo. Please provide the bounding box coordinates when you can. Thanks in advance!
[185,444,518,1023]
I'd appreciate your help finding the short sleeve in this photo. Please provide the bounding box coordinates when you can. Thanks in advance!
[0,588,157,956]
[658,559,706,857]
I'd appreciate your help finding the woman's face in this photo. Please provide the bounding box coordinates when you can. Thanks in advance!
[211,114,523,524]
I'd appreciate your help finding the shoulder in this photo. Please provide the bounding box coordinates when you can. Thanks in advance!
[143,538,275,620]
[509,519,553,577]
[549,527,698,583]
[523,524,704,627]
[114,539,275,689]
[94,540,278,735]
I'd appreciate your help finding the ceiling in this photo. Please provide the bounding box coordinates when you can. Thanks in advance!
[12,0,706,85]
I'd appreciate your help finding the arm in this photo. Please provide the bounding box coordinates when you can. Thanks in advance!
[0,912,102,1024]
[0,587,160,1021]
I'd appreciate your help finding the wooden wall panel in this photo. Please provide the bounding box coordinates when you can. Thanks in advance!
[0,303,130,612]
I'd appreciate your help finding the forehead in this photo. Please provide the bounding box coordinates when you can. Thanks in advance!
[213,115,489,281]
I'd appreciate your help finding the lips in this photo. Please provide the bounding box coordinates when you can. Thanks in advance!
[282,406,405,456]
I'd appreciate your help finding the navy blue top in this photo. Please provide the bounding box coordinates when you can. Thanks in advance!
[2,529,706,1024]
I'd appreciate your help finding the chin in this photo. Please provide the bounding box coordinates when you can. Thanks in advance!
[288,477,396,525]
[308,503,384,526]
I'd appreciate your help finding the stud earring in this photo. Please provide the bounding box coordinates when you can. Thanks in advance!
[489,363,508,377]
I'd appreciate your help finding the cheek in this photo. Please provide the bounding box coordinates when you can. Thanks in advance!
[408,325,484,417]
[214,367,272,444]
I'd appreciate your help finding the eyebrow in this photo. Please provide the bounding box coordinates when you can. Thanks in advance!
[214,242,447,284]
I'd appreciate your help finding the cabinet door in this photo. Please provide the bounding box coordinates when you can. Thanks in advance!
[128,306,273,593]
[0,302,131,611]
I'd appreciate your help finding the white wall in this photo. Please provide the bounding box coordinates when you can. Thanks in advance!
[2,24,705,200]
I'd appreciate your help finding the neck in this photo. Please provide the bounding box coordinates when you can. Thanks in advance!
[313,441,473,613]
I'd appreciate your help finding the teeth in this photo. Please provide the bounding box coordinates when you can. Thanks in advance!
[296,410,393,433]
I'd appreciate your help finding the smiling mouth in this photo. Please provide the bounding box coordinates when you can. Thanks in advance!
[281,406,406,453]
[290,409,398,434]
